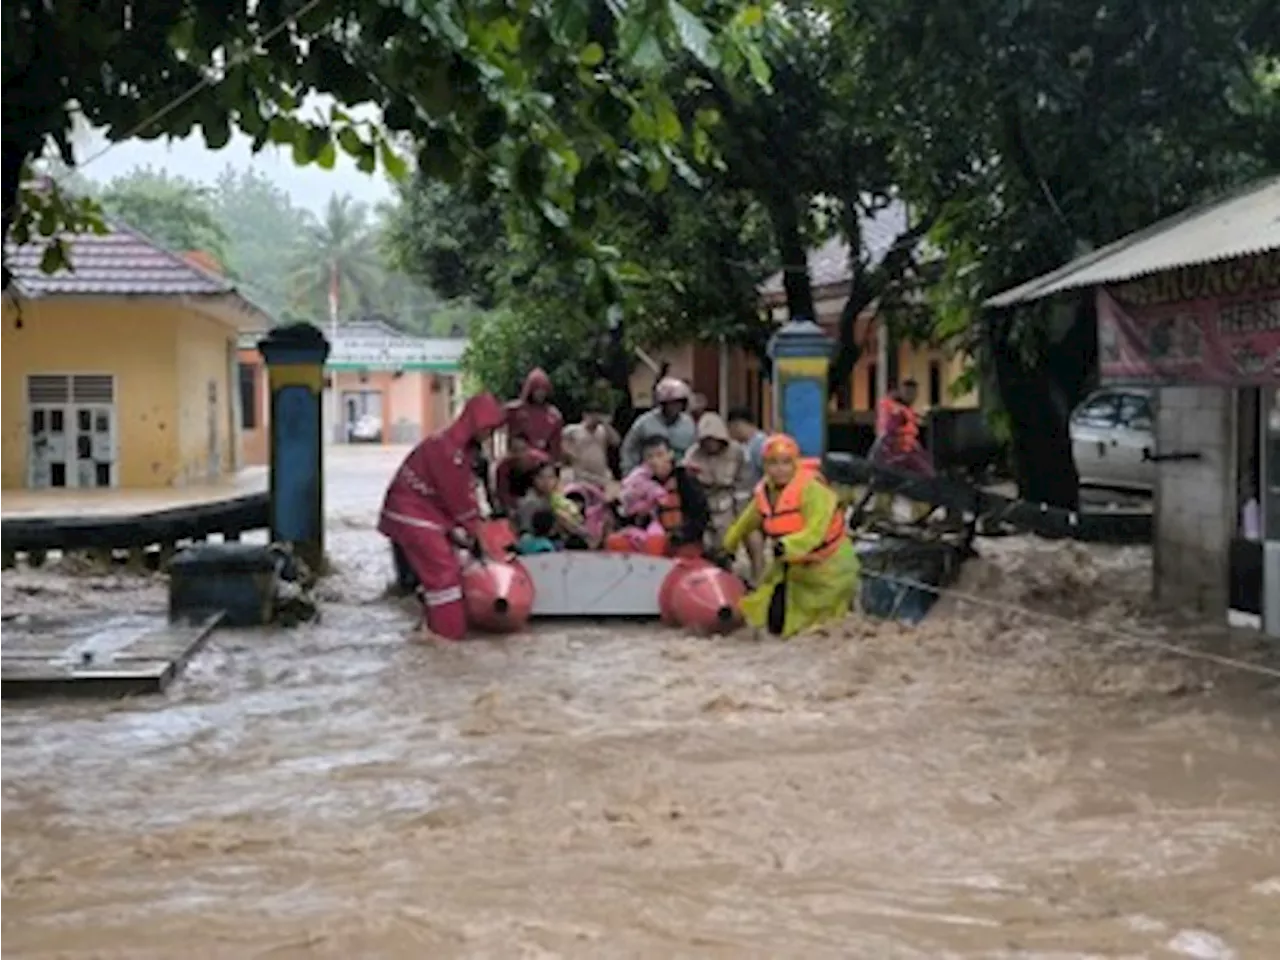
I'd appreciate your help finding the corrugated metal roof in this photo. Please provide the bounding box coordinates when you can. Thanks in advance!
[6,222,239,299]
[759,201,911,297]
[986,175,1280,308]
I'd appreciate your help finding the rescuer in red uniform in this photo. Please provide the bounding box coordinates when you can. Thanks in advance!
[378,394,506,640]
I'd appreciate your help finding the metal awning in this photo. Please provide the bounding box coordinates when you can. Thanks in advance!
[985,175,1280,308]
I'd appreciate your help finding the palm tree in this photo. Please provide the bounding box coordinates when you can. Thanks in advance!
[287,193,382,323]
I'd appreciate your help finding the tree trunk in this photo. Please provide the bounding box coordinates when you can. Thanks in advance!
[1,142,32,289]
[986,300,1098,512]
[769,197,815,322]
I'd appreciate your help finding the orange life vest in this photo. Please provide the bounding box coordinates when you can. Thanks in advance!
[876,396,921,453]
[655,475,684,532]
[753,469,845,564]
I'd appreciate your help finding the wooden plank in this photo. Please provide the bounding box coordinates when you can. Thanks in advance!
[0,493,268,554]
[1,611,224,700]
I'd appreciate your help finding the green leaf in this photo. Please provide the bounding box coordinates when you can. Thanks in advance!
[744,44,772,90]
[537,199,570,228]
[338,127,364,157]
[203,112,232,150]
[647,161,671,192]
[488,16,521,53]
[580,42,605,67]
[380,139,409,181]
[316,139,337,170]
[654,98,682,141]
[39,242,67,275]
[268,116,295,146]
[356,144,378,174]
[418,132,463,183]
[735,5,764,29]
[667,0,720,69]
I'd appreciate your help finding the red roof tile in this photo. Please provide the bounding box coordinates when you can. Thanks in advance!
[5,223,236,299]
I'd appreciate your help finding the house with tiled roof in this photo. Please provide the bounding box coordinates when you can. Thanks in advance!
[757,201,975,427]
[2,221,272,490]
[624,201,974,432]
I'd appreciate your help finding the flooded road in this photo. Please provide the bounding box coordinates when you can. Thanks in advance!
[4,448,1279,958]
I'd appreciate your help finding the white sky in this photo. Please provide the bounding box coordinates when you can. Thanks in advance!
[77,98,395,213]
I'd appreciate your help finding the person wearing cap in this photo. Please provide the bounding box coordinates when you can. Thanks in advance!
[620,376,697,473]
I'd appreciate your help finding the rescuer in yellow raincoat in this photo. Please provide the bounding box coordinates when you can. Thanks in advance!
[722,434,860,638]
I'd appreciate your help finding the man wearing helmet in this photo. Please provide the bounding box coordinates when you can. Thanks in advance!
[620,377,698,473]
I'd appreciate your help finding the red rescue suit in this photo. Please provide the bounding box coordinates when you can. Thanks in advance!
[506,368,564,461]
[378,394,506,639]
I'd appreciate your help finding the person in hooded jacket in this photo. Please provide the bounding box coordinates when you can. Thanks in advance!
[379,394,506,641]
[506,367,564,461]
[682,412,751,553]
[619,377,698,473]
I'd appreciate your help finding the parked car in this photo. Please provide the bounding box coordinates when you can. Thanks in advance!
[1070,387,1155,491]
[349,413,383,443]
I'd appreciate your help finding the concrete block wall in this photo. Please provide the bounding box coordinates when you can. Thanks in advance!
[1153,386,1235,616]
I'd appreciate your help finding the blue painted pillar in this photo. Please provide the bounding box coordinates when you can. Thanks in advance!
[767,317,834,459]
[258,323,331,571]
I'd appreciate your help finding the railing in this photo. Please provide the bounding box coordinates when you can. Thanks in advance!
[1,493,270,568]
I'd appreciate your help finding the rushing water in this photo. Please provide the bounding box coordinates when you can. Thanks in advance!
[4,450,1279,959]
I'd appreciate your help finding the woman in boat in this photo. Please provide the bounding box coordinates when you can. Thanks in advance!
[379,394,507,641]
[514,453,592,548]
[722,434,860,639]
[682,412,751,554]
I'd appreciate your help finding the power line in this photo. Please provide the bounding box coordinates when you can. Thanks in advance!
[863,568,1280,682]
[8,0,328,221]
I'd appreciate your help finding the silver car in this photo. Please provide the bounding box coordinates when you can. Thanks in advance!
[1070,387,1156,491]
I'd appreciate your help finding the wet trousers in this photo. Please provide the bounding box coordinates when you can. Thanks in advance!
[390,528,467,640]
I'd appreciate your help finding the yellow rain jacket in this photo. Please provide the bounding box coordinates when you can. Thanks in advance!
[723,467,860,638]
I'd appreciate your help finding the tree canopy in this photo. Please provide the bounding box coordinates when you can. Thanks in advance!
[97,167,229,263]
[4,0,772,287]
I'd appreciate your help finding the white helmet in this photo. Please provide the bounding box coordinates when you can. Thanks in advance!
[654,377,691,404]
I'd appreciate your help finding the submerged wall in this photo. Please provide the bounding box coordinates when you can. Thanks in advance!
[1153,386,1235,616]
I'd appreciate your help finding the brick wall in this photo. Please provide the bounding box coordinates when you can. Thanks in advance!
[1154,386,1236,616]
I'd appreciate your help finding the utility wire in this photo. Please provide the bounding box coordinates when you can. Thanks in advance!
[861,567,1280,682]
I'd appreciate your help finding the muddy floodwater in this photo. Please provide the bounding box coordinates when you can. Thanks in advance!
[4,449,1280,959]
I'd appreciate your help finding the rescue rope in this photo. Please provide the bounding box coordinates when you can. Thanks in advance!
[860,569,1280,682]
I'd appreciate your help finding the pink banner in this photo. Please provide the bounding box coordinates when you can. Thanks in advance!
[1097,278,1280,386]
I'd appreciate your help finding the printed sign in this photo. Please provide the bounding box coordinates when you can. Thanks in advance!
[328,335,466,370]
[1097,256,1280,385]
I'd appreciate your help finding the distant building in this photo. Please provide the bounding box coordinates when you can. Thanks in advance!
[237,319,465,464]
[634,203,975,437]
[757,204,976,426]
[1,225,268,490]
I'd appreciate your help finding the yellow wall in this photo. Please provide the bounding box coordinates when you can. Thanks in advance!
[174,308,238,485]
[1,297,240,489]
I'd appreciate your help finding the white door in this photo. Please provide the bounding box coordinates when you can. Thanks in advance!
[27,374,117,489]
[1112,392,1156,490]
[1070,391,1120,486]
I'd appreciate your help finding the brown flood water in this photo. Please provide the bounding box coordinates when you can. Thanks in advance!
[4,457,1280,959]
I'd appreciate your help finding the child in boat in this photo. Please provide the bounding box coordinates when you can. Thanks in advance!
[516,455,592,547]
[608,467,667,551]
[607,435,710,557]
[517,508,562,554]
[722,433,860,638]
